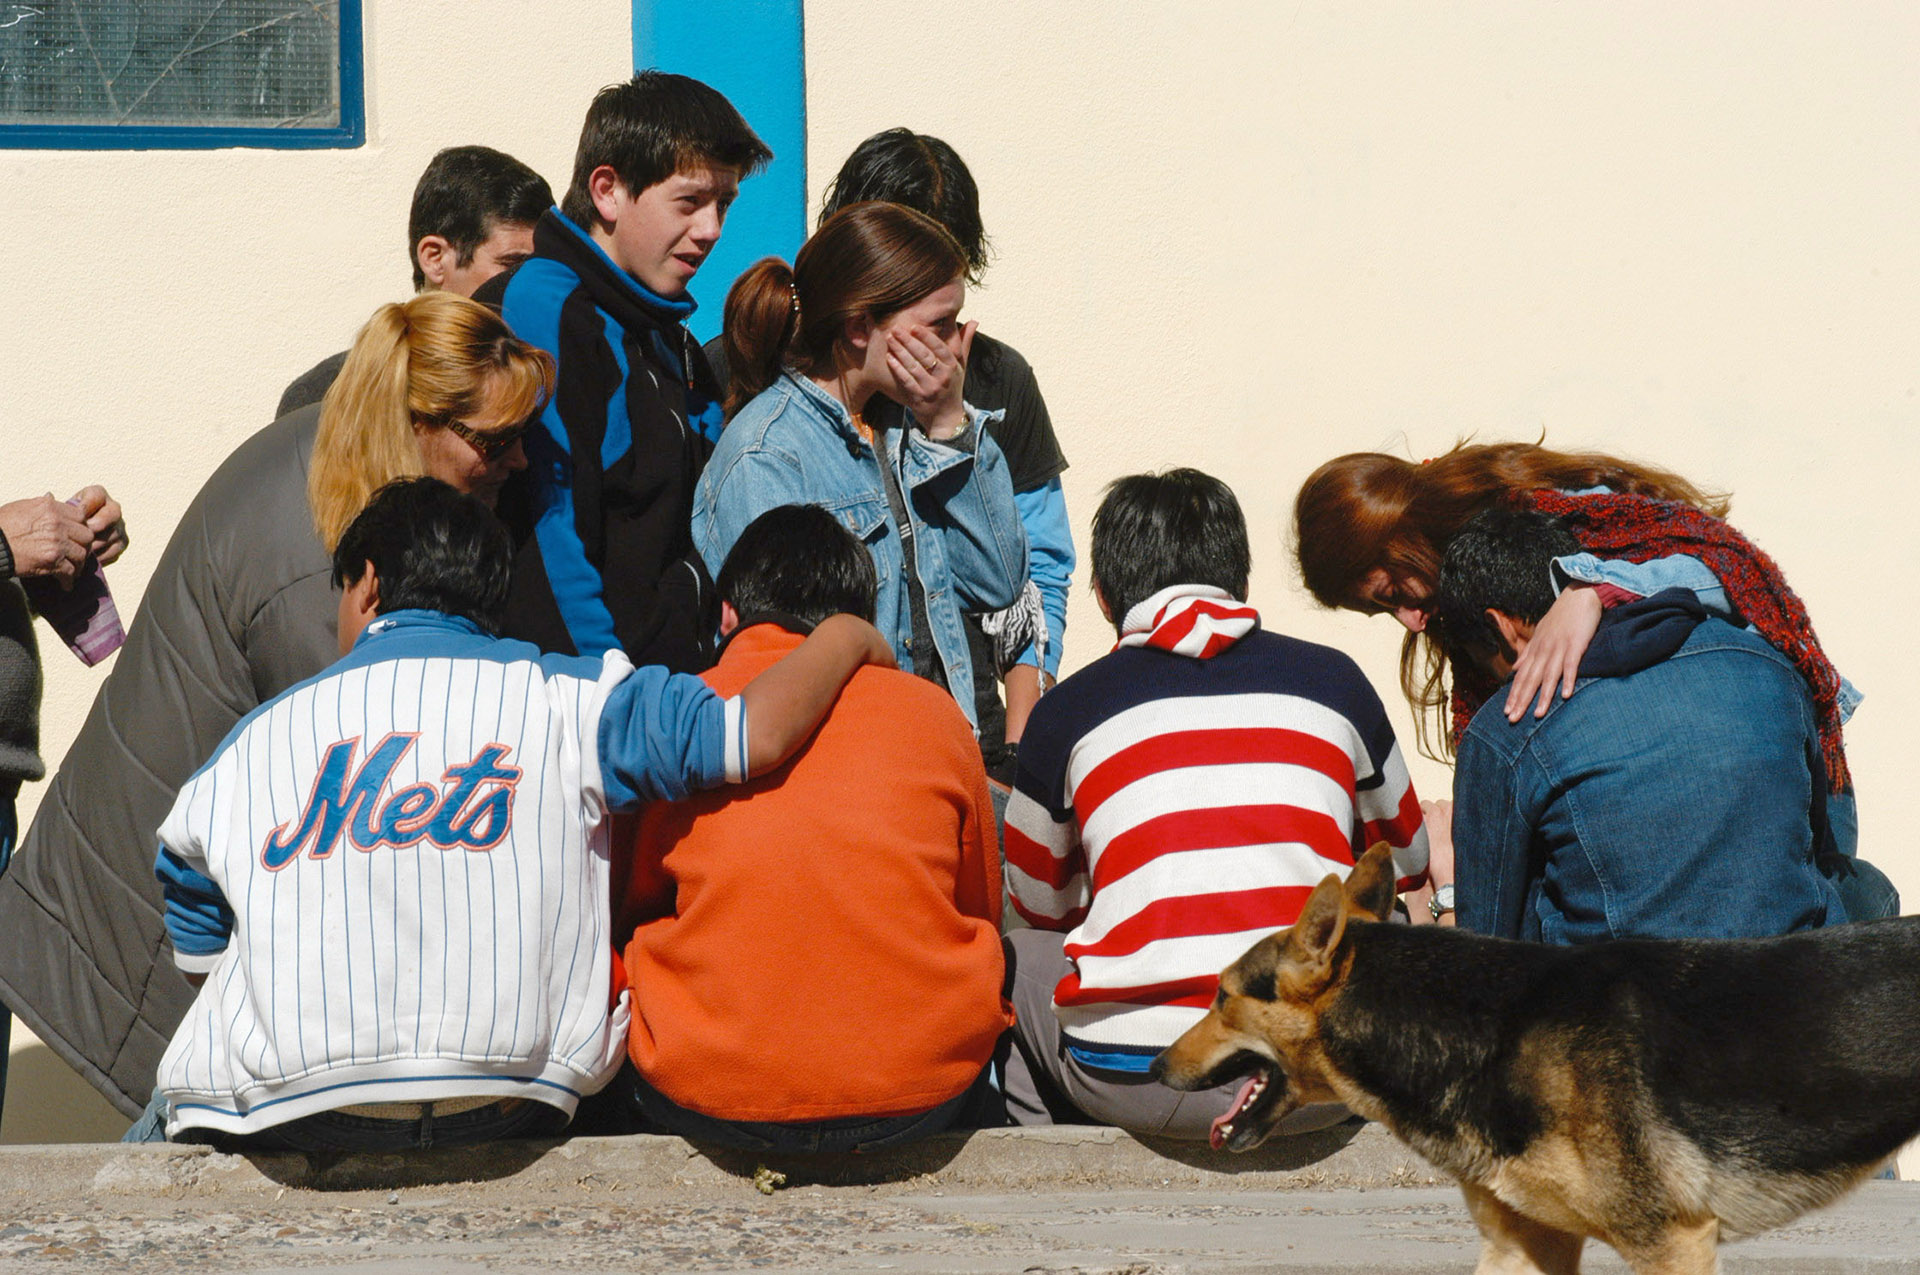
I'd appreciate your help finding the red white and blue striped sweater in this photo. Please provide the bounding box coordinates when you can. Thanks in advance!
[1003,588,1427,1067]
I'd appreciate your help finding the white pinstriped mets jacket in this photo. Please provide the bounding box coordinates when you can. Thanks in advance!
[152,609,745,1138]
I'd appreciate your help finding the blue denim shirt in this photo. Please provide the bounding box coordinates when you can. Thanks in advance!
[1551,550,1863,722]
[1453,618,1848,944]
[692,372,1028,727]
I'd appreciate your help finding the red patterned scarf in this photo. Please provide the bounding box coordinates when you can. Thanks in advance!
[1449,489,1849,792]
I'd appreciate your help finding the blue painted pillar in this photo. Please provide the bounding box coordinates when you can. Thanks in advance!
[634,0,807,343]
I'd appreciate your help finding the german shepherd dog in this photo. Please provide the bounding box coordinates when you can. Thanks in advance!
[1153,843,1920,1274]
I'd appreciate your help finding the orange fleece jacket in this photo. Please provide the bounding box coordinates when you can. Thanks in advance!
[618,623,1011,1123]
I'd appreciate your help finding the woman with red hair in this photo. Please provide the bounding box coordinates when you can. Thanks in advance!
[1293,439,1887,918]
[1294,442,1732,751]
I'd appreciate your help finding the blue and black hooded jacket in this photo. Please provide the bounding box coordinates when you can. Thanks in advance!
[480,208,727,674]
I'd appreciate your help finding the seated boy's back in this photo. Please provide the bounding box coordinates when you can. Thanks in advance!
[624,631,1006,1120]
[621,506,1010,1139]
[1429,508,1852,943]
[1001,470,1428,1140]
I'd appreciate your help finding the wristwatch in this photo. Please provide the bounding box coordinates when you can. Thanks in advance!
[1429,884,1456,921]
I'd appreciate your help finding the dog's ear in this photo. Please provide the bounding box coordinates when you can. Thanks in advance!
[1284,873,1350,991]
[1343,842,1398,922]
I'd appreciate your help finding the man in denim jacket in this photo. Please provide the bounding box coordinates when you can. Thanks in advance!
[1432,508,1849,943]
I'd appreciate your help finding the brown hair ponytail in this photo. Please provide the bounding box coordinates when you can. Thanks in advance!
[722,256,800,416]
[722,201,966,417]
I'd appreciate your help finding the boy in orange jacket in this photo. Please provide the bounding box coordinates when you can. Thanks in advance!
[616,504,1010,1149]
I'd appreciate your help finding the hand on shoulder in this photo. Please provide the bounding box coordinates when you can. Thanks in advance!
[1506,585,1602,721]
[813,613,896,670]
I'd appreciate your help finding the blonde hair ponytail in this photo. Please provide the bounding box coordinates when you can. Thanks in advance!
[307,292,555,549]
[309,303,425,549]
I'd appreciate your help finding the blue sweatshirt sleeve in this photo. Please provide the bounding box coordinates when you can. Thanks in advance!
[499,259,627,660]
[1552,551,1733,617]
[151,757,237,973]
[156,846,234,975]
[1010,479,1074,678]
[1554,550,1862,721]
[597,663,748,809]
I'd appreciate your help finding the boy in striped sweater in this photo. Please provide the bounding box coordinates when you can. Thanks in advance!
[1001,469,1428,1140]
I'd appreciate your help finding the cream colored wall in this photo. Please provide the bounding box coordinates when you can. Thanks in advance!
[6,0,1917,1144]
[809,1,1919,896]
[1,0,633,1142]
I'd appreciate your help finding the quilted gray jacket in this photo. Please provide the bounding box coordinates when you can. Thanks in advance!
[0,406,337,1114]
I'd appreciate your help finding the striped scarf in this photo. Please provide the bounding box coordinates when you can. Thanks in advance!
[1449,490,1849,793]
[1117,585,1259,659]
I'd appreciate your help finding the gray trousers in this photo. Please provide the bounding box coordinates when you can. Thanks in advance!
[1000,929,1350,1140]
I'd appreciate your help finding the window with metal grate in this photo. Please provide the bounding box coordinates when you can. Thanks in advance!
[0,0,363,148]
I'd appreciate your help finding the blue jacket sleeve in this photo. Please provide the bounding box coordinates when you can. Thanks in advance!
[1552,552,1732,617]
[904,413,1029,613]
[1554,550,1863,721]
[1010,479,1075,678]
[597,664,747,809]
[1451,722,1535,941]
[156,846,234,974]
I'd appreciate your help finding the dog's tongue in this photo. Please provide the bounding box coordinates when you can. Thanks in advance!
[1210,1075,1262,1149]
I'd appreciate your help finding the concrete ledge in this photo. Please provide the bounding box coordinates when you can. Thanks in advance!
[4,1122,1445,1202]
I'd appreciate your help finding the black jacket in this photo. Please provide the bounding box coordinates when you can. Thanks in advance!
[479,210,724,673]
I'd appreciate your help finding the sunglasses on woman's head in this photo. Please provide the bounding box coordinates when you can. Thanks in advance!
[440,416,534,461]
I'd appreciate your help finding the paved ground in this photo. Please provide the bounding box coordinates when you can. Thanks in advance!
[0,1128,1916,1272]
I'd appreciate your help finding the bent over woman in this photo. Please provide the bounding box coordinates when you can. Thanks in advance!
[1294,442,1731,748]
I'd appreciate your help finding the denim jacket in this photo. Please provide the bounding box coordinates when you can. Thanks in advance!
[1453,618,1847,944]
[692,372,1028,728]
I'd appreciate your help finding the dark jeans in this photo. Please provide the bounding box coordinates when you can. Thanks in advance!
[127,1086,567,1151]
[195,1099,567,1153]
[626,1066,1001,1154]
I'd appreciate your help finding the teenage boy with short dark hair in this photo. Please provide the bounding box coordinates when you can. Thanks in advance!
[1001,469,1427,1140]
[1428,506,1853,944]
[278,145,552,416]
[481,71,773,674]
[144,479,888,1150]
[617,504,1010,1151]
